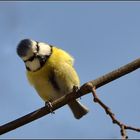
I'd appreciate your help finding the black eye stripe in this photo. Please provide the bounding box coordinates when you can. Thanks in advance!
[24,42,39,63]
[36,41,40,52]
[24,54,35,62]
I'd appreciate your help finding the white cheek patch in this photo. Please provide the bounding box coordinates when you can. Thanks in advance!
[38,42,51,56]
[25,58,41,71]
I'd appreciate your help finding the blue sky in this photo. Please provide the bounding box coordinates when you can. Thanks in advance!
[0,1,140,139]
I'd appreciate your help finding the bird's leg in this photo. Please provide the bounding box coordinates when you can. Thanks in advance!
[72,85,82,99]
[73,85,79,92]
[45,101,55,114]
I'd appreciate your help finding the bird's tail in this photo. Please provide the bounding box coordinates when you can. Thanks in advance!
[68,100,89,119]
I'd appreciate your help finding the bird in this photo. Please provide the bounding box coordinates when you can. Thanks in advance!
[17,39,89,119]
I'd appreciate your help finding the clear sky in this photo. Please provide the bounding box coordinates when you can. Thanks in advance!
[0,1,140,139]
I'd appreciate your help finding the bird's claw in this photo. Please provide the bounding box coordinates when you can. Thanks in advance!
[73,85,82,99]
[73,85,79,92]
[45,101,55,114]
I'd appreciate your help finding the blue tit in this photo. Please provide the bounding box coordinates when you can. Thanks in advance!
[17,39,89,119]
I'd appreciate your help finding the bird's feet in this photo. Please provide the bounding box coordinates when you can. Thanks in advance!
[45,101,55,114]
[72,85,82,99]
[73,85,79,92]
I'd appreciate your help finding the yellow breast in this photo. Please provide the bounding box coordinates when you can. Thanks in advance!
[26,47,79,102]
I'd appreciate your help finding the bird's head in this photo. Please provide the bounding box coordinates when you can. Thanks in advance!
[17,39,52,71]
